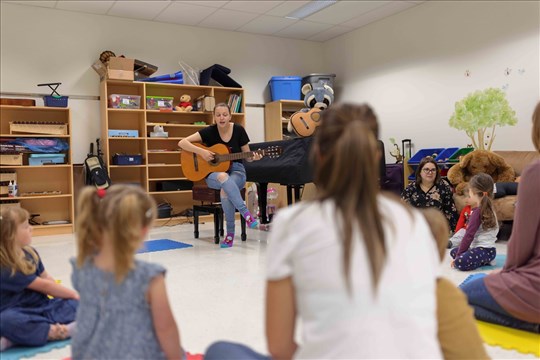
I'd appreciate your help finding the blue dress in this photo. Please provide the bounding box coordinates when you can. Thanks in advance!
[0,247,78,346]
[70,258,167,360]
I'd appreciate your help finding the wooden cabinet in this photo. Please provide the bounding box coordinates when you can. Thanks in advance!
[0,105,74,235]
[100,80,245,225]
[264,100,304,141]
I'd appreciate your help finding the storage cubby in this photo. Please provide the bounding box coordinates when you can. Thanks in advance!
[0,105,74,235]
[100,80,245,222]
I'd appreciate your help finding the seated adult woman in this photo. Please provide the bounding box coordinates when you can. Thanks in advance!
[461,102,540,333]
[401,156,459,230]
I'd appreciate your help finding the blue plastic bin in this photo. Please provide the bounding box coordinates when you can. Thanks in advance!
[269,76,302,101]
[435,147,459,170]
[43,95,68,108]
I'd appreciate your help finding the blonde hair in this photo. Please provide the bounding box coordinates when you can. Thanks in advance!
[313,103,389,290]
[75,185,156,282]
[421,208,449,261]
[532,101,540,152]
[468,173,497,229]
[0,207,39,276]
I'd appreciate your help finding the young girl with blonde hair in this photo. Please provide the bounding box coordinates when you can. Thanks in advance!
[450,173,498,271]
[71,185,182,359]
[0,207,78,351]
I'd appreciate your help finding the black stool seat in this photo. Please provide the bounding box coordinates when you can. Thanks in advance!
[192,185,246,244]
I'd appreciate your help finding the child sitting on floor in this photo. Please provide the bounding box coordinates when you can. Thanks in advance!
[71,185,183,359]
[0,207,79,352]
[450,173,499,271]
[421,208,489,359]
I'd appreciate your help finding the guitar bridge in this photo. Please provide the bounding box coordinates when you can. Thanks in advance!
[192,152,199,171]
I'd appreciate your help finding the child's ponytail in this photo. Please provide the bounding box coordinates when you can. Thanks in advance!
[469,173,497,229]
[76,187,103,267]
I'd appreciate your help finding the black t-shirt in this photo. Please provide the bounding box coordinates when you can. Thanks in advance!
[198,124,250,162]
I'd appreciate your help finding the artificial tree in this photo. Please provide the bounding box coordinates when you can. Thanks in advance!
[449,88,517,150]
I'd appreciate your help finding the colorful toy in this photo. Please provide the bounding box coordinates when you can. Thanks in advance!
[175,94,193,112]
[287,83,334,137]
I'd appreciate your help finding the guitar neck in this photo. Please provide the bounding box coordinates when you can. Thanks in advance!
[216,150,260,162]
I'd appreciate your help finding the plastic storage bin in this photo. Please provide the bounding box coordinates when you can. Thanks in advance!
[269,76,302,101]
[108,94,141,109]
[302,73,336,90]
[29,153,66,165]
[448,147,475,163]
[43,95,68,108]
[146,96,174,110]
[112,154,143,165]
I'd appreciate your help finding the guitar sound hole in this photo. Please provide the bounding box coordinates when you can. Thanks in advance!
[209,159,219,166]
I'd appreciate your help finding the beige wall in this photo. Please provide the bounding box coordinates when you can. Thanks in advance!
[0,2,324,162]
[323,0,540,160]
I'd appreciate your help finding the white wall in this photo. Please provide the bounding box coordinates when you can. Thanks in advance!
[323,0,540,161]
[0,2,324,162]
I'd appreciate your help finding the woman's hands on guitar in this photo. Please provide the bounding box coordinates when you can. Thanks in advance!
[249,149,263,162]
[200,149,215,162]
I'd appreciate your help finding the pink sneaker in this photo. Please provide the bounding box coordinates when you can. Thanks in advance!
[220,233,234,248]
[244,212,259,229]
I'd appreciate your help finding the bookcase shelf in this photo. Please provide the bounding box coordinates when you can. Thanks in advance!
[0,105,74,236]
[100,80,245,221]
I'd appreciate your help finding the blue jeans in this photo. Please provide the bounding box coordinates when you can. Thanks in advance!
[461,276,540,333]
[205,341,270,360]
[205,162,248,235]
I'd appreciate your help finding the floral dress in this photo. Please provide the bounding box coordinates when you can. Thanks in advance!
[401,180,458,230]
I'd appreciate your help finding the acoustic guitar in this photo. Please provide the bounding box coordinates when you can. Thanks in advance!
[289,107,322,137]
[181,143,282,181]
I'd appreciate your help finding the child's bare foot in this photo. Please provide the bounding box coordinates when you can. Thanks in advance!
[47,324,69,341]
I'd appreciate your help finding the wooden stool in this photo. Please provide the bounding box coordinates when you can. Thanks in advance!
[192,185,247,244]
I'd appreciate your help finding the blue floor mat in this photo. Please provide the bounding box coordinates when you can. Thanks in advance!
[478,254,506,270]
[1,339,70,360]
[137,239,193,254]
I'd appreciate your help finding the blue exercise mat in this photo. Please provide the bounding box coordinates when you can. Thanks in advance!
[137,239,193,254]
[479,254,506,270]
[1,339,70,360]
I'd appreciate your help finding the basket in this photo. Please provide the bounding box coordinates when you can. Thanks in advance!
[43,95,68,108]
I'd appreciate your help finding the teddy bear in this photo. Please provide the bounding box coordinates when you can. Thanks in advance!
[175,94,192,112]
[446,150,515,195]
[287,83,334,137]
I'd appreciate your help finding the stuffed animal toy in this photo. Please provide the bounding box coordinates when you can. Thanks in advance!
[447,150,515,195]
[287,83,334,137]
[175,94,193,112]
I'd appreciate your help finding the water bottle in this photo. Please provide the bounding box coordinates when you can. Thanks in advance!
[12,180,19,197]
[7,181,14,197]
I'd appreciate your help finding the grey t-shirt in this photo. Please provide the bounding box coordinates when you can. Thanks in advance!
[71,258,166,360]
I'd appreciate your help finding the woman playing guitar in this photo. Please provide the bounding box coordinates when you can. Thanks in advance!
[178,103,262,248]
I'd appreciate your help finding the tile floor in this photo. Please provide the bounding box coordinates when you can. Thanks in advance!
[21,221,537,359]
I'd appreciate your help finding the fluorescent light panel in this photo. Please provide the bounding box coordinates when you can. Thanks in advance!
[285,1,338,19]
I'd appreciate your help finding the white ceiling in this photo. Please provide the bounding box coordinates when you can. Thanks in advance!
[3,0,425,42]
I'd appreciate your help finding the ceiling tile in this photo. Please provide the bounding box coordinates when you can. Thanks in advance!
[155,2,217,25]
[222,1,283,14]
[304,1,390,25]
[307,25,355,42]
[342,1,417,28]
[174,1,228,8]
[3,1,57,8]
[274,20,333,40]
[198,8,259,31]
[265,0,309,17]
[107,1,172,21]
[237,14,297,35]
[56,1,115,15]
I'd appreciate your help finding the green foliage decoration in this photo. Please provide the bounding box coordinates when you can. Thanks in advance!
[449,88,517,150]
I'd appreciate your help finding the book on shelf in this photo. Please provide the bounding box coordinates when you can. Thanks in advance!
[227,93,242,113]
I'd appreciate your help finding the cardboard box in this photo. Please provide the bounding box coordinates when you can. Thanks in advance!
[195,95,215,112]
[92,57,134,81]
[0,154,23,166]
